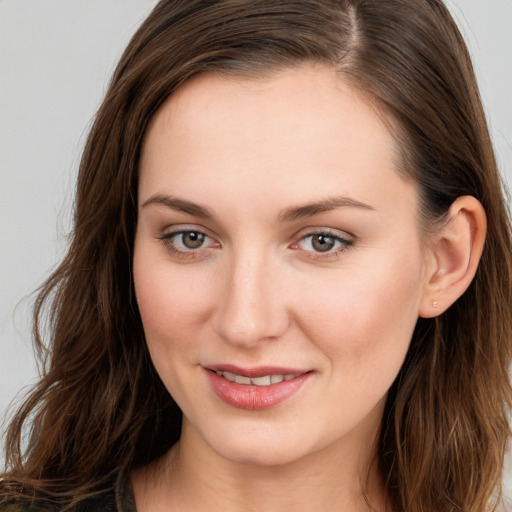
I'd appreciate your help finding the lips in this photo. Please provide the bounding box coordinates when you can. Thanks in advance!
[204,365,312,410]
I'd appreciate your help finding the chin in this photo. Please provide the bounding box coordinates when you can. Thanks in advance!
[195,419,326,468]
[213,439,309,467]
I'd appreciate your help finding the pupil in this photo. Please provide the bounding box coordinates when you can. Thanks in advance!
[183,232,205,249]
[312,234,335,252]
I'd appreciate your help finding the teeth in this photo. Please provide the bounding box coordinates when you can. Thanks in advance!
[216,371,298,386]
[234,375,251,385]
[223,371,236,382]
[252,375,271,386]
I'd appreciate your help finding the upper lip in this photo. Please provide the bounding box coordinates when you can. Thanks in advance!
[204,364,311,378]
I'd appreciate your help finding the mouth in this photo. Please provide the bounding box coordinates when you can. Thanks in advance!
[203,365,313,410]
[213,370,300,386]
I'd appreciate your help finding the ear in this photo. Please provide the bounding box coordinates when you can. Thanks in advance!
[419,196,486,318]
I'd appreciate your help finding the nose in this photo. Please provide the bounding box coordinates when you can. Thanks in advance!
[213,249,289,348]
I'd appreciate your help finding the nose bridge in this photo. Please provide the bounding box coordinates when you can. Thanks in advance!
[215,245,288,346]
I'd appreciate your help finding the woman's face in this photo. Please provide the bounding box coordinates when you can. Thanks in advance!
[134,64,432,466]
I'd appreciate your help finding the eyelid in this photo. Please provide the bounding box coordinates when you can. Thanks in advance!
[290,228,354,257]
[156,224,354,260]
[292,227,354,244]
[159,223,218,241]
[158,225,221,257]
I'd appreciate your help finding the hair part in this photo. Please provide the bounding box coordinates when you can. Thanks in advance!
[2,1,511,511]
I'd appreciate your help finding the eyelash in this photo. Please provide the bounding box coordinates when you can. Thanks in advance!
[292,230,353,260]
[158,230,219,259]
[158,229,353,260]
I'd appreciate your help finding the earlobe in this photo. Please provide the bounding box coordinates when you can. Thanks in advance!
[419,196,487,318]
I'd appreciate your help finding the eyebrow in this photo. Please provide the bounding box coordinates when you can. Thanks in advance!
[141,194,214,219]
[278,196,376,222]
[141,193,375,222]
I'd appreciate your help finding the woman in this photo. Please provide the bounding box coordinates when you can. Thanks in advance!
[1,1,511,511]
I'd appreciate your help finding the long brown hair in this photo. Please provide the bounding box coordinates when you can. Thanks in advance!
[2,1,511,510]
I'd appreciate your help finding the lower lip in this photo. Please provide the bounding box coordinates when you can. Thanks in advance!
[205,370,312,410]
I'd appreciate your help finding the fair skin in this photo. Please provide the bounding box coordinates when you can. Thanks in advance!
[132,64,486,512]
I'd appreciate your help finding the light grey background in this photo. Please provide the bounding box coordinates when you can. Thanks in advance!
[1,0,511,494]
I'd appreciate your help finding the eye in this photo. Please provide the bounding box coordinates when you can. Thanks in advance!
[295,231,352,256]
[175,231,207,249]
[159,229,219,257]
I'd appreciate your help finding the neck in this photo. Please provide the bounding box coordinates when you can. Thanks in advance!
[132,416,389,512]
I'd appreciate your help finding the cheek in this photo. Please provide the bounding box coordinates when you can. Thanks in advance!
[133,245,214,361]
[136,275,206,336]
[295,250,424,380]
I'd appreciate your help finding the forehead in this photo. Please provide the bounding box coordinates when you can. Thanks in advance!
[139,63,417,220]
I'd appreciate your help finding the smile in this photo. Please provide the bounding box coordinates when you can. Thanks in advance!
[204,366,313,410]
[215,371,298,386]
